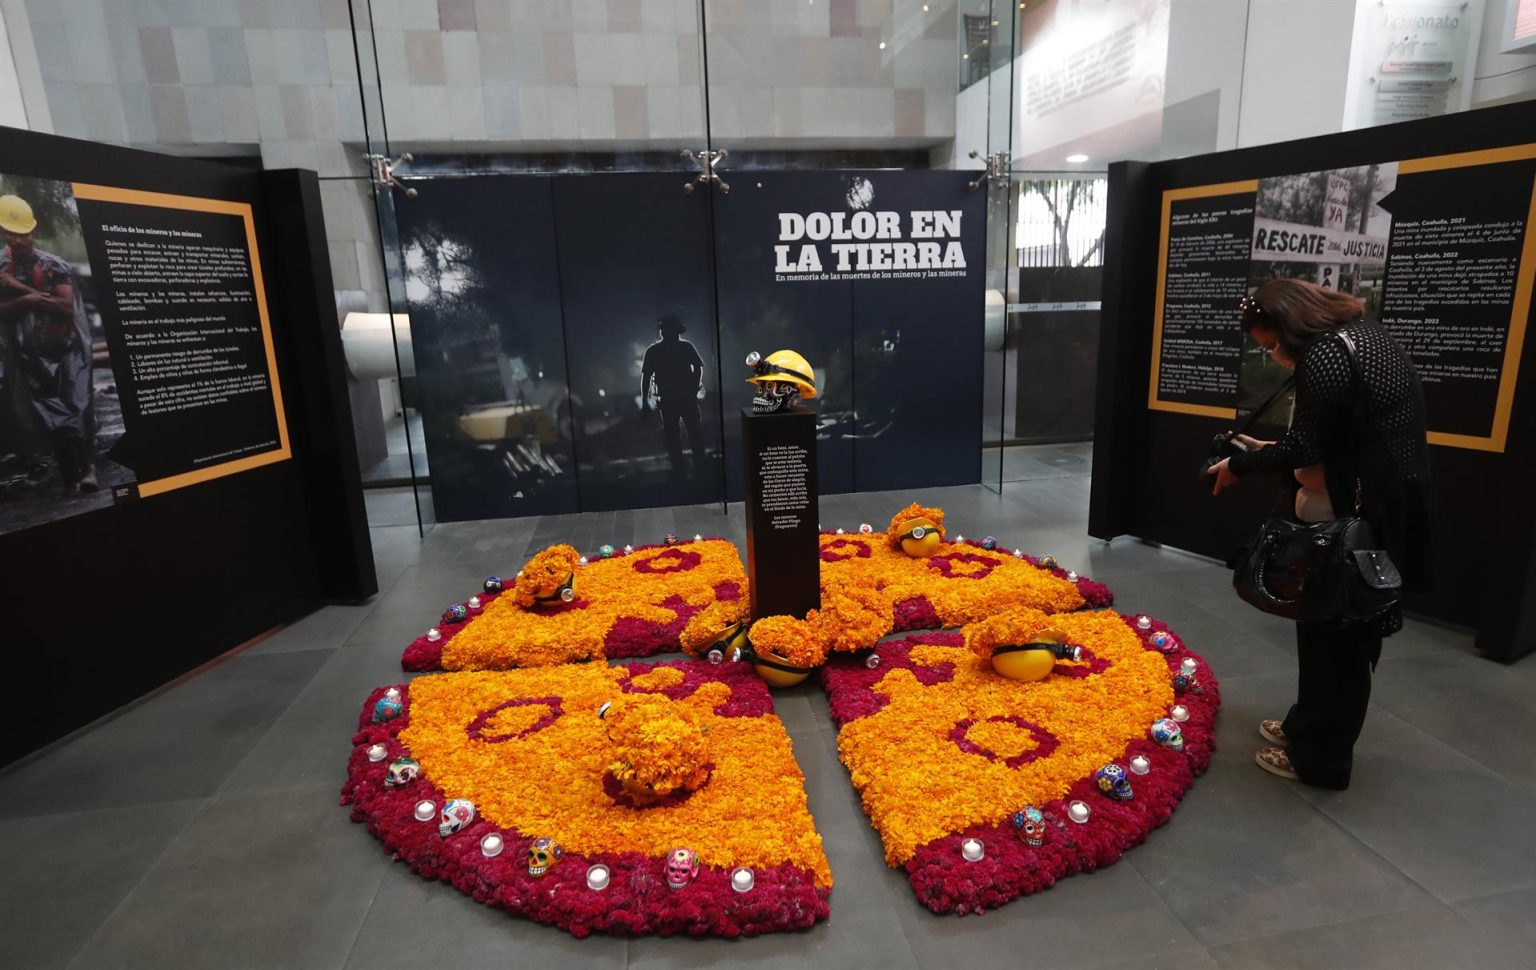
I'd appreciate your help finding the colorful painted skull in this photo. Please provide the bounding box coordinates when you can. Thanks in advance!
[1173,672,1204,695]
[665,847,700,889]
[384,757,420,788]
[372,695,403,723]
[1150,631,1175,651]
[599,544,615,559]
[1151,717,1185,751]
[1096,763,1133,801]
[664,533,679,546]
[1011,806,1046,846]
[442,603,469,625]
[858,523,873,534]
[483,576,504,593]
[981,536,997,551]
[1037,554,1058,570]
[439,798,476,837]
[527,837,563,877]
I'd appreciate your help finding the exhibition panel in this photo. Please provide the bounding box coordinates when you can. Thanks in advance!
[1090,100,1536,662]
[0,125,374,762]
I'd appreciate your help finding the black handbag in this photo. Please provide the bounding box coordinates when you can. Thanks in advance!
[1231,330,1403,624]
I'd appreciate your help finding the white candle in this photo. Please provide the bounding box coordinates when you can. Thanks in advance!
[480,834,503,857]
[1136,615,1152,630]
[1068,800,1090,823]
[468,595,482,609]
[1067,571,1079,581]
[1129,755,1151,775]
[367,744,387,762]
[414,800,436,821]
[731,868,755,892]
[1170,705,1190,722]
[961,838,984,861]
[426,627,441,642]
[586,864,610,890]
[1180,658,1198,676]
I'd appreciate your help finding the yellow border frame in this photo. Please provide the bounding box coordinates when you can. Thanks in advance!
[70,183,291,495]
[1147,144,1536,452]
[1146,180,1257,420]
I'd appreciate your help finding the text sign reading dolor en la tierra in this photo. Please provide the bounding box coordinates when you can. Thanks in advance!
[774,209,968,281]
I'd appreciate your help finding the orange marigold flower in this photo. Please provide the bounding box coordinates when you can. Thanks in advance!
[749,615,828,669]
[602,694,710,797]
[679,600,748,659]
[962,607,1053,663]
[809,583,894,653]
[511,544,581,609]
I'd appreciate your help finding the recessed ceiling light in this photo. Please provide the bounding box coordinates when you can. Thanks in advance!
[1066,153,1089,163]
[922,2,930,10]
[992,19,999,26]
[878,40,887,50]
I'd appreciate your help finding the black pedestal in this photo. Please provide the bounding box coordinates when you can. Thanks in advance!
[742,407,821,621]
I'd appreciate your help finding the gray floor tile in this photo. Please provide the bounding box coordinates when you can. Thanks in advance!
[1296,710,1536,902]
[67,782,389,970]
[0,650,329,820]
[0,798,207,970]
[243,602,374,656]
[1206,903,1525,969]
[1451,884,1536,949]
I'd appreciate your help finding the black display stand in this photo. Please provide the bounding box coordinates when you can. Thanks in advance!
[742,407,820,621]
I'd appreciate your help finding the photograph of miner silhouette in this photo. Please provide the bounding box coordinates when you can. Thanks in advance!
[640,312,705,482]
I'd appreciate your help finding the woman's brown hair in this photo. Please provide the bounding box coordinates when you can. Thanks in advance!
[1239,278,1365,359]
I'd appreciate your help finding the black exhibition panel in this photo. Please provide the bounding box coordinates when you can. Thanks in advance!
[0,127,374,763]
[1090,101,1536,662]
[742,407,821,622]
[1013,266,1101,443]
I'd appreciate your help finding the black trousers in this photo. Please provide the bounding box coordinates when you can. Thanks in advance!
[1282,619,1380,789]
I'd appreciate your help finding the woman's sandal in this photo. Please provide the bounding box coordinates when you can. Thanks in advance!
[1255,746,1298,780]
[1259,719,1287,745]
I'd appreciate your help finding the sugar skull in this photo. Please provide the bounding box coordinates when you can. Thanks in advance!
[1173,672,1204,695]
[1037,554,1058,570]
[858,523,873,534]
[1096,763,1134,801]
[599,544,615,559]
[665,847,700,889]
[483,576,504,594]
[1011,806,1046,846]
[664,533,679,545]
[1151,717,1185,752]
[384,757,420,788]
[372,694,403,723]
[1150,631,1175,652]
[442,603,469,625]
[981,536,998,551]
[439,798,476,837]
[527,837,563,877]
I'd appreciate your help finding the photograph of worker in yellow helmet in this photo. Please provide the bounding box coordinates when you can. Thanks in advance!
[0,173,130,535]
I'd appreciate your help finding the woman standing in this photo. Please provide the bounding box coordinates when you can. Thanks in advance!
[1207,278,1431,789]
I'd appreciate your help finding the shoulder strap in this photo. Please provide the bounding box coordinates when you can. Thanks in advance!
[1334,327,1368,513]
[1232,373,1295,438]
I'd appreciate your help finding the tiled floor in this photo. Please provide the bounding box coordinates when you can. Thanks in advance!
[4,458,1533,969]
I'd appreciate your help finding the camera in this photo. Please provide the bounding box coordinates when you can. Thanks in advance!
[1199,432,1242,482]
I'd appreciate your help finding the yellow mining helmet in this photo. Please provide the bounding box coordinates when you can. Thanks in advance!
[745,349,817,399]
[0,195,38,234]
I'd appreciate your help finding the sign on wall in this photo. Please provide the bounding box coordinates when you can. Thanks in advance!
[1147,143,1536,452]
[1343,0,1483,130]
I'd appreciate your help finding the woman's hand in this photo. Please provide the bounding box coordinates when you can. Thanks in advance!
[1233,434,1273,451]
[1207,457,1239,495]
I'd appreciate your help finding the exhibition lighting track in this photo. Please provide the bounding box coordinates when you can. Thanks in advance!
[683,149,730,195]
[968,150,1010,190]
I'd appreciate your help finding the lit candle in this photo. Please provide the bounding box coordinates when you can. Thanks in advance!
[1067,571,1079,581]
[1129,754,1151,775]
[480,833,504,857]
[961,838,984,861]
[426,627,441,642]
[1170,705,1190,722]
[835,527,845,534]
[1136,615,1152,630]
[731,868,755,892]
[468,595,482,609]
[367,744,387,762]
[1014,549,1023,557]
[414,800,436,821]
[586,864,611,890]
[694,534,703,541]
[1068,800,1090,823]
[955,535,965,543]
[1180,658,1198,676]
[623,544,633,554]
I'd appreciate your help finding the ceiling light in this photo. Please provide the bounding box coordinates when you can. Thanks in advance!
[878,40,887,50]
[1066,153,1089,163]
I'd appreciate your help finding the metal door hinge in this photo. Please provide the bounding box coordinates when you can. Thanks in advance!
[682,149,729,195]
[968,150,1010,190]
[367,152,417,198]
